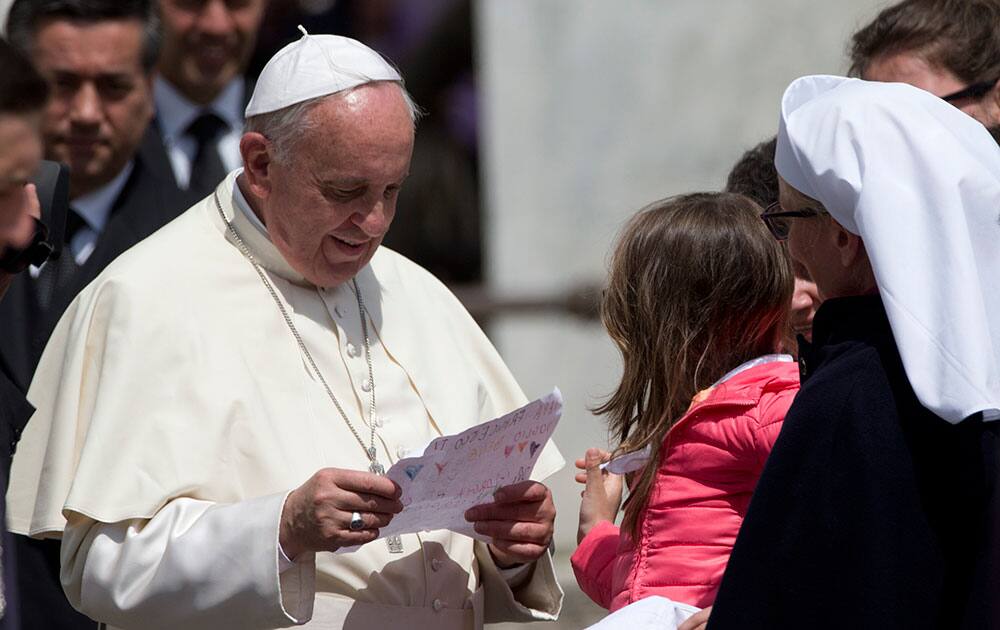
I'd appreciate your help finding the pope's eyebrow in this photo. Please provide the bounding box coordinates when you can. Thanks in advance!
[315,176,366,189]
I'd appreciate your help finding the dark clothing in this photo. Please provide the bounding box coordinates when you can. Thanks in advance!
[708,295,999,630]
[0,127,188,390]
[0,365,32,629]
[0,127,189,630]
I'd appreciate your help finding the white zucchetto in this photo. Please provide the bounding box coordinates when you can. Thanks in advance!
[245,27,402,118]
[776,74,1000,424]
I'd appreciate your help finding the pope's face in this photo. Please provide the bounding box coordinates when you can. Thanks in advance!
[158,0,267,105]
[864,51,1000,128]
[32,18,154,198]
[261,83,414,288]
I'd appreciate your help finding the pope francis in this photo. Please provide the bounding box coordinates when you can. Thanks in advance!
[6,32,565,629]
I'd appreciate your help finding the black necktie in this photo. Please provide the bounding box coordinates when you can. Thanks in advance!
[35,206,85,309]
[185,112,228,197]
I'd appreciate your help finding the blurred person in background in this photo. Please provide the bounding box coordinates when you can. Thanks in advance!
[154,0,268,198]
[725,137,820,345]
[850,0,1000,135]
[0,38,50,630]
[3,0,188,627]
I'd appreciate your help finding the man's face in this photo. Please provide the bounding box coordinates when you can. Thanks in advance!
[32,18,153,198]
[864,52,1000,127]
[0,113,43,240]
[258,83,414,288]
[158,0,267,105]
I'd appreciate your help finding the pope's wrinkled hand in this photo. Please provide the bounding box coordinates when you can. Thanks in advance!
[464,480,555,568]
[280,468,403,558]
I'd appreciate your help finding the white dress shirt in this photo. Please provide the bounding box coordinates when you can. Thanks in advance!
[154,76,244,189]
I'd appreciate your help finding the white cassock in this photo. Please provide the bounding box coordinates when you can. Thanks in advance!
[7,171,565,629]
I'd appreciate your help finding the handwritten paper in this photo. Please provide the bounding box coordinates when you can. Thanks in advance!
[340,388,562,551]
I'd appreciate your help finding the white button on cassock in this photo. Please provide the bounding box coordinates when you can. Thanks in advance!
[430,558,442,572]
[432,599,443,612]
[360,379,372,392]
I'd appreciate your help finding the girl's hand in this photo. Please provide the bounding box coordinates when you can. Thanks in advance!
[577,448,623,544]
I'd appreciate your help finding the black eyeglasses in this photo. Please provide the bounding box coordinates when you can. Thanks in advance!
[760,201,826,241]
[941,78,999,103]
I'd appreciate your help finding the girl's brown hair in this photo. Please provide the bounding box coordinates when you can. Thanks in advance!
[596,192,793,539]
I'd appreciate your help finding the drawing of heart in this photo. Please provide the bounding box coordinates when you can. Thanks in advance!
[435,462,447,474]
[529,441,541,457]
[404,464,424,480]
[504,445,514,457]
[517,441,527,452]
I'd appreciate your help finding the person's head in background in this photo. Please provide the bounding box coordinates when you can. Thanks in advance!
[6,0,159,199]
[0,39,49,277]
[726,137,820,343]
[598,192,792,537]
[157,0,268,106]
[850,0,1000,134]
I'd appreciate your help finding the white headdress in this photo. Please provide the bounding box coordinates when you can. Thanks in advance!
[245,27,402,118]
[776,75,1000,424]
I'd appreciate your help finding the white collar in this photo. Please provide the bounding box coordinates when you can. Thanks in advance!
[154,76,245,142]
[225,169,308,286]
[72,162,134,231]
[231,170,269,234]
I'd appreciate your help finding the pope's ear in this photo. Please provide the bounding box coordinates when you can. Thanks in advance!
[240,132,273,197]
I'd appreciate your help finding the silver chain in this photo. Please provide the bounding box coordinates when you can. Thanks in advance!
[213,192,380,471]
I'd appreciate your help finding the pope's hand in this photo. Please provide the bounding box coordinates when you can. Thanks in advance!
[464,480,555,568]
[280,468,403,558]
[576,448,623,544]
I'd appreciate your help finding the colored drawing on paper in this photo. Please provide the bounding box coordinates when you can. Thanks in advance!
[337,388,563,552]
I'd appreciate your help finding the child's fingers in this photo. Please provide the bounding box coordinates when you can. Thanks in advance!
[575,472,587,484]
[584,448,605,489]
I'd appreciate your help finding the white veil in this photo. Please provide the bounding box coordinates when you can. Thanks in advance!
[775,75,1000,424]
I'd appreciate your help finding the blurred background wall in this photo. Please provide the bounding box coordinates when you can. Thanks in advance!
[476,1,888,627]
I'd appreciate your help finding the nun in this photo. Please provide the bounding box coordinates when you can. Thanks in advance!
[707,76,1000,629]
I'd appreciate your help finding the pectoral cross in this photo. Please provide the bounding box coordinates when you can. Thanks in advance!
[368,448,404,553]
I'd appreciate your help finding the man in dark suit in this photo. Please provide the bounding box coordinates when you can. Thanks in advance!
[153,0,268,198]
[0,38,51,630]
[3,1,188,627]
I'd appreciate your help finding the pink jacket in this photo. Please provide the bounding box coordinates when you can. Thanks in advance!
[571,359,799,611]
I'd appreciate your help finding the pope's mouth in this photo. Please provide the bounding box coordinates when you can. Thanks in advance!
[329,235,368,257]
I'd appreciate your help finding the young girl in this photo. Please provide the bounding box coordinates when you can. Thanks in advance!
[572,192,799,613]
